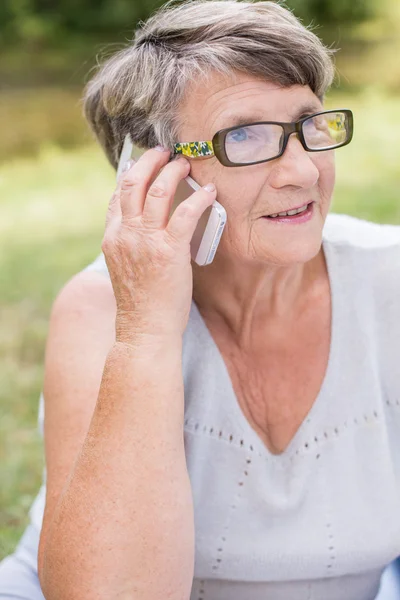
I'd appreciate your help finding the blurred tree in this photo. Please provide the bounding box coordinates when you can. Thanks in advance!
[0,0,378,47]
[287,0,375,28]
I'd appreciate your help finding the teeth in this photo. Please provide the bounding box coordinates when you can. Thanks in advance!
[269,204,308,218]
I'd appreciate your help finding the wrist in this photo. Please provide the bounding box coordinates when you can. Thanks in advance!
[116,309,183,345]
[115,315,182,351]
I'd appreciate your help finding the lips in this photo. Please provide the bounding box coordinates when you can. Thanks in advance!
[265,201,313,217]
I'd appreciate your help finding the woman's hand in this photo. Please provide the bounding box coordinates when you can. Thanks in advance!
[101,146,216,343]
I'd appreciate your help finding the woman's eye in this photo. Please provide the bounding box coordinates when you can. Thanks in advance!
[227,128,249,143]
[304,118,316,129]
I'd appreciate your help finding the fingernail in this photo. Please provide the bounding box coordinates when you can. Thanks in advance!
[203,183,215,192]
[154,145,170,152]
[177,156,190,167]
[122,159,134,173]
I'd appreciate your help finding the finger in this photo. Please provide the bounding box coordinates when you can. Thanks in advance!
[141,157,190,229]
[105,188,122,230]
[119,146,171,222]
[166,184,217,245]
[104,158,134,230]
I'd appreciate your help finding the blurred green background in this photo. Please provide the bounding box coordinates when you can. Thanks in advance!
[1,0,400,559]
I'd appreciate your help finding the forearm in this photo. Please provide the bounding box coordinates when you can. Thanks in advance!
[41,338,194,600]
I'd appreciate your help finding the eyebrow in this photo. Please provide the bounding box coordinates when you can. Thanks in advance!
[219,102,322,130]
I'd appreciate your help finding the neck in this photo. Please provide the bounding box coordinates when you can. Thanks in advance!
[192,246,326,347]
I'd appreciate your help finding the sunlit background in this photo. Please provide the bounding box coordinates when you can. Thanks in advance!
[0,0,399,558]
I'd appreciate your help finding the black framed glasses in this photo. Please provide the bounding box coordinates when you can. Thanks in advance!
[173,109,354,167]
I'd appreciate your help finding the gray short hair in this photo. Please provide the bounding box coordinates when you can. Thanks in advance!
[82,0,338,170]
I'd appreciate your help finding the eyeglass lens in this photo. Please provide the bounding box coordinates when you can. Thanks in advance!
[224,111,350,164]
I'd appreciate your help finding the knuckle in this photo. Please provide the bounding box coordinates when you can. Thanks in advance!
[177,202,197,219]
[147,181,169,199]
[101,235,114,253]
[120,175,142,192]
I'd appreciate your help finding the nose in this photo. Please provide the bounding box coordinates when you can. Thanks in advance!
[268,132,320,190]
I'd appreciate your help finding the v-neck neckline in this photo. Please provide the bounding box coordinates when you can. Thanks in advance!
[191,238,337,461]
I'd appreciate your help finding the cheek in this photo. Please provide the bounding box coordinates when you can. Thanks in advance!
[317,153,336,199]
[189,160,260,217]
[187,158,223,189]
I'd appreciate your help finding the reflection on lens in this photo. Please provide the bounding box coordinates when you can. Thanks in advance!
[225,123,283,164]
[223,111,350,164]
[303,112,348,149]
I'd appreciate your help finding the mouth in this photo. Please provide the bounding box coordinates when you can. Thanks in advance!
[261,201,315,224]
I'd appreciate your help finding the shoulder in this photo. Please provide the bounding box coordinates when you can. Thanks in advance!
[322,214,400,422]
[55,252,113,311]
[323,212,400,250]
[50,253,115,342]
[323,213,400,290]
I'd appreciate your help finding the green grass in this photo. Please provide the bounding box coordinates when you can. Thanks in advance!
[325,88,400,221]
[0,86,92,163]
[0,144,115,557]
[1,86,400,560]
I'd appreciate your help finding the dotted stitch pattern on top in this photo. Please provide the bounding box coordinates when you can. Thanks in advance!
[183,406,386,463]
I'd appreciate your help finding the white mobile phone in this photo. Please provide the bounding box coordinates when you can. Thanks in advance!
[116,134,227,266]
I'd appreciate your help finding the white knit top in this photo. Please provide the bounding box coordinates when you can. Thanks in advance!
[29,213,400,600]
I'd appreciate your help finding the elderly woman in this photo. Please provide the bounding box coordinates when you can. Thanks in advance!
[1,1,400,599]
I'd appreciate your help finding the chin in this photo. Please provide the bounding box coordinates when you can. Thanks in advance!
[257,236,324,267]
